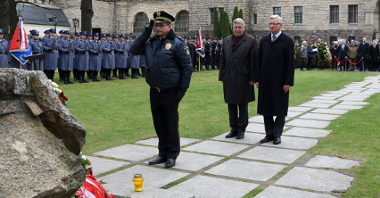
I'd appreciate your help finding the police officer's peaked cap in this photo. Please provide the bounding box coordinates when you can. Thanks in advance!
[87,33,92,36]
[49,29,56,33]
[64,30,70,34]
[106,34,112,37]
[32,31,40,36]
[0,29,3,34]
[75,33,80,36]
[100,34,106,38]
[59,30,64,34]
[44,30,50,34]
[79,31,86,35]
[153,11,175,23]
[29,29,37,33]
[120,34,125,38]
[132,36,137,39]
[93,33,99,37]
[126,36,129,39]
[113,35,118,39]
[206,37,210,40]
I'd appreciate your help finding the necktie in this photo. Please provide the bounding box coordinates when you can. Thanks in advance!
[272,35,276,42]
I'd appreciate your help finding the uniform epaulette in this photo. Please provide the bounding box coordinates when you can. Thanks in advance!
[176,36,185,42]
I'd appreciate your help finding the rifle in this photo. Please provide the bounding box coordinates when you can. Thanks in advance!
[49,38,57,52]
[68,40,74,53]
[84,40,90,53]
[97,40,104,55]
[110,41,116,53]
[122,41,127,54]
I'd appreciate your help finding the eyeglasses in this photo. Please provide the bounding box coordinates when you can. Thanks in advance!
[233,26,244,29]
[155,24,168,28]
[268,23,281,26]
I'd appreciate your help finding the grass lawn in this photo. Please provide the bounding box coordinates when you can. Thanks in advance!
[56,69,379,197]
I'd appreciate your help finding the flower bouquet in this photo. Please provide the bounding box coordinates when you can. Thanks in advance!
[50,80,68,105]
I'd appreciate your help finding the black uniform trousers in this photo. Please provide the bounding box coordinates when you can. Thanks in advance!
[228,103,248,132]
[150,87,180,160]
[263,115,285,137]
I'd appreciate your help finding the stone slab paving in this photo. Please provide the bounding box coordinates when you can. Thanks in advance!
[261,136,319,150]
[205,159,287,182]
[94,144,158,162]
[212,132,264,145]
[170,175,258,198]
[283,127,332,138]
[99,165,190,196]
[182,140,249,156]
[237,146,306,164]
[87,156,130,176]
[90,76,380,197]
[275,167,354,192]
[146,151,223,171]
[311,108,349,115]
[135,137,200,147]
[305,155,360,169]
[286,118,331,128]
[255,186,337,198]
[299,113,340,121]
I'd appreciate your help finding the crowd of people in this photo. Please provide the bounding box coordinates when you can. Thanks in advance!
[0,27,224,85]
[294,37,380,72]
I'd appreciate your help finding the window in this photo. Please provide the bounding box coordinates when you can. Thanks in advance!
[294,6,303,24]
[175,10,189,32]
[210,8,214,25]
[348,5,358,23]
[133,12,148,33]
[330,36,337,46]
[330,5,339,23]
[253,14,257,25]
[273,7,281,16]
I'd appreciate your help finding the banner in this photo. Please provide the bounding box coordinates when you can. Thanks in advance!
[195,26,205,58]
[9,17,32,65]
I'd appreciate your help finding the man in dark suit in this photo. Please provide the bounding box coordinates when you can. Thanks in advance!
[358,37,370,71]
[219,18,258,139]
[368,40,379,71]
[338,40,349,71]
[254,15,295,145]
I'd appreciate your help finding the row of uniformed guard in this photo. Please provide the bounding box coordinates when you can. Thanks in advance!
[185,37,223,71]
[0,28,145,84]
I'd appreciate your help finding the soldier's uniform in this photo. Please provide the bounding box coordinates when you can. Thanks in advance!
[0,29,9,68]
[73,31,90,83]
[73,33,80,80]
[112,35,121,78]
[57,30,74,84]
[204,38,212,70]
[41,29,59,80]
[114,34,128,79]
[29,31,43,70]
[129,36,140,79]
[86,33,93,79]
[124,36,131,77]
[88,33,102,82]
[211,38,218,70]
[101,34,115,81]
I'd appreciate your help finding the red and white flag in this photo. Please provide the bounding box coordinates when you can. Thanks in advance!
[195,26,205,58]
[9,17,32,65]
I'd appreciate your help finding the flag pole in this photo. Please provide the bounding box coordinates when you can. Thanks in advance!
[20,63,22,69]
[198,54,200,72]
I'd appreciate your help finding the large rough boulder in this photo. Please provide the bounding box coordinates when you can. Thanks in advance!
[0,68,86,198]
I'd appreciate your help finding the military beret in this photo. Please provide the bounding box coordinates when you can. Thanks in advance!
[153,11,175,23]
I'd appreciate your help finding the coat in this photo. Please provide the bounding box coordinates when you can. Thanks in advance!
[114,41,127,69]
[88,40,102,71]
[42,35,59,70]
[57,37,72,71]
[347,45,358,59]
[219,33,258,104]
[73,39,90,71]
[0,39,9,68]
[337,44,348,59]
[358,42,370,59]
[254,32,295,116]
[29,37,43,70]
[369,44,379,62]
[101,40,115,69]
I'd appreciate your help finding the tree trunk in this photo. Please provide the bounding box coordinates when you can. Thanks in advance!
[80,0,93,33]
[0,0,16,40]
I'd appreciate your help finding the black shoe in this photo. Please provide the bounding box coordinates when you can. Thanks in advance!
[165,159,176,168]
[260,136,274,143]
[148,156,167,165]
[236,131,244,139]
[225,130,238,138]
[273,137,281,144]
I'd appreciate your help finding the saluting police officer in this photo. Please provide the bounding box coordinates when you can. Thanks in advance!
[129,11,192,168]
[42,29,59,80]
[0,29,9,68]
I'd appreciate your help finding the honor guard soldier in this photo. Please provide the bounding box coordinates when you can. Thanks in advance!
[124,36,131,77]
[0,29,9,68]
[114,34,127,79]
[101,34,115,81]
[88,33,102,82]
[57,30,74,84]
[73,31,90,83]
[66,30,75,83]
[112,35,119,78]
[99,34,107,78]
[28,29,37,40]
[129,36,140,79]
[29,31,43,70]
[204,37,212,70]
[42,29,59,80]
[86,33,93,79]
[129,11,192,168]
[41,29,50,42]
[57,30,65,81]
